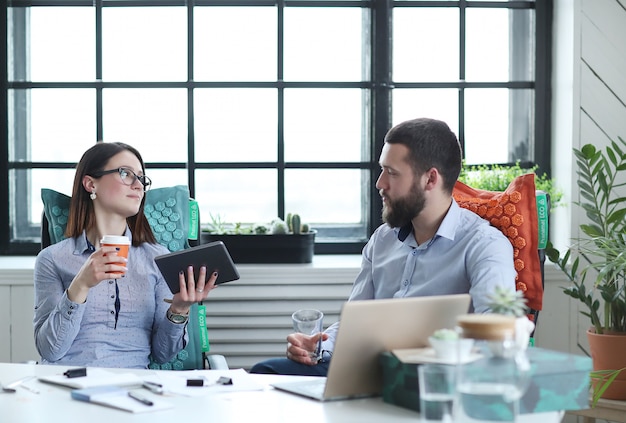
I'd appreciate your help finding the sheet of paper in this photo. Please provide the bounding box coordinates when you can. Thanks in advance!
[38,368,142,389]
[145,368,265,397]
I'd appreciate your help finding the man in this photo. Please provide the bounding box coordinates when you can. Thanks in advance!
[249,117,516,376]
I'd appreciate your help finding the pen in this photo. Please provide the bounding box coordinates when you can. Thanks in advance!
[142,381,164,395]
[128,391,153,406]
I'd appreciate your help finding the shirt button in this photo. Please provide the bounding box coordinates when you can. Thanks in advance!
[111,295,115,299]
[67,311,72,315]
[109,280,114,284]
[110,310,115,315]
[403,280,409,286]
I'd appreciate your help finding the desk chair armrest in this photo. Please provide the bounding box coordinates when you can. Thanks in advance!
[206,354,229,370]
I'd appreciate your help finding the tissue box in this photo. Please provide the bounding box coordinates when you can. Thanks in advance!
[379,347,592,414]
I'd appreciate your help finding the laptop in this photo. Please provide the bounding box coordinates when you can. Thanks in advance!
[271,293,471,401]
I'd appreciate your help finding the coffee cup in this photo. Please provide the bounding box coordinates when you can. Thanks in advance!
[100,235,130,277]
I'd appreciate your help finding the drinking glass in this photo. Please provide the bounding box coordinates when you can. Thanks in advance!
[418,363,455,422]
[291,309,324,362]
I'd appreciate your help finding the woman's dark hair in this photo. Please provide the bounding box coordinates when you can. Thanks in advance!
[384,117,462,193]
[65,142,156,246]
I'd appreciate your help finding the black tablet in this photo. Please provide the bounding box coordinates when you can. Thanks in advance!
[154,241,240,295]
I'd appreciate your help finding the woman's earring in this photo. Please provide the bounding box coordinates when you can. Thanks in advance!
[90,191,97,200]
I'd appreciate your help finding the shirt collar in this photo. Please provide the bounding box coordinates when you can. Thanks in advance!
[395,200,461,243]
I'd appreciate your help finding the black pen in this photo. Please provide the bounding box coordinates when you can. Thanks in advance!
[128,391,153,406]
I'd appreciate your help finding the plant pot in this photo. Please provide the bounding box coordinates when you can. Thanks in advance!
[587,328,626,400]
[200,231,316,264]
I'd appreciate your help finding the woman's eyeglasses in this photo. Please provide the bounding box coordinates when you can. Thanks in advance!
[91,167,152,191]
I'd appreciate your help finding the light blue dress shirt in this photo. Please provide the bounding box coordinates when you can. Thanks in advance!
[33,229,187,368]
[322,200,516,352]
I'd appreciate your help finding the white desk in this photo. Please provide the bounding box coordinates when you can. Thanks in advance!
[0,362,564,423]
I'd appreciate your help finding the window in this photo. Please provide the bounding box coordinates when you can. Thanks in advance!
[1,0,551,255]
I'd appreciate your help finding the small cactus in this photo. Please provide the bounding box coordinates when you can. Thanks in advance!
[286,213,293,232]
[291,214,301,234]
[301,223,310,233]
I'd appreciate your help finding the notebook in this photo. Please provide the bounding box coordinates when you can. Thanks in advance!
[271,293,471,401]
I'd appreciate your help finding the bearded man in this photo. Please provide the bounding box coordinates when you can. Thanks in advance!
[250,117,515,376]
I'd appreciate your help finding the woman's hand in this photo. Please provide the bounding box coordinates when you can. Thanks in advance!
[169,266,218,314]
[286,332,329,365]
[67,246,128,303]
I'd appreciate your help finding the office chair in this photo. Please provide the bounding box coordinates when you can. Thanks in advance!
[41,185,228,370]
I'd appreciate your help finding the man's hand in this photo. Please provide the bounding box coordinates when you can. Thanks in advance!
[286,332,329,365]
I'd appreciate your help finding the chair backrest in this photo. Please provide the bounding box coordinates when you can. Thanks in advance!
[452,174,549,335]
[40,185,209,370]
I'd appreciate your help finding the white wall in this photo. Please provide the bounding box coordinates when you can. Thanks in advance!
[551,0,626,359]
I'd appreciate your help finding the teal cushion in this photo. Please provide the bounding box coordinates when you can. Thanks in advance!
[144,185,191,253]
[41,188,71,244]
[148,303,205,371]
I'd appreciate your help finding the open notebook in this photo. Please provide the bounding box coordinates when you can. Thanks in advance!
[271,294,471,401]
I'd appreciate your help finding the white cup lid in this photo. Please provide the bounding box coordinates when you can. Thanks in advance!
[100,235,130,245]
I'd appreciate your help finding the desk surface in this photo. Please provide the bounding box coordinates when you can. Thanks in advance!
[0,363,563,423]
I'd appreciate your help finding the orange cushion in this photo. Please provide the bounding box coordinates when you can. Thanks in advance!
[453,173,542,312]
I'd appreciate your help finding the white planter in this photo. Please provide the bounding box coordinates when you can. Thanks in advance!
[515,316,535,350]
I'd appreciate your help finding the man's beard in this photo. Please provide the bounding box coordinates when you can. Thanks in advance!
[382,183,426,228]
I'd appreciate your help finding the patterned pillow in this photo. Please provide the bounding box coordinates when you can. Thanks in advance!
[452,174,542,312]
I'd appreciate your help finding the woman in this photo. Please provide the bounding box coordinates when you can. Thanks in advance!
[34,142,217,368]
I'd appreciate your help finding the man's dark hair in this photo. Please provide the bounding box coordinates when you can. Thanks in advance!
[384,118,462,193]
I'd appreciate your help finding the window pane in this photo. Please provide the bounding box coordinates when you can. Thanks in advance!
[285,169,367,225]
[195,169,277,224]
[102,88,188,162]
[102,7,187,81]
[143,169,187,191]
[21,169,76,236]
[194,7,277,82]
[27,7,95,82]
[284,89,366,162]
[464,88,534,165]
[392,88,459,136]
[466,8,534,82]
[194,88,277,162]
[9,89,96,161]
[393,8,459,82]
[284,7,365,82]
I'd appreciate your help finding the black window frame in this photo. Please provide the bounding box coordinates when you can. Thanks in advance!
[0,0,552,256]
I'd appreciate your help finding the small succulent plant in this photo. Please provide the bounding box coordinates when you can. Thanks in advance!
[486,286,528,317]
[432,328,459,340]
[205,213,311,235]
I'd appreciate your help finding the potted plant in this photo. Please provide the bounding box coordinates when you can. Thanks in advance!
[546,137,626,402]
[486,286,536,351]
[201,213,316,264]
[459,161,563,208]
